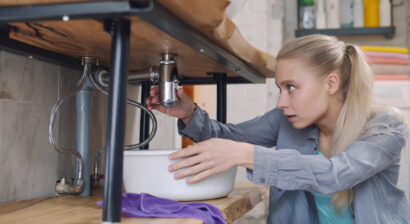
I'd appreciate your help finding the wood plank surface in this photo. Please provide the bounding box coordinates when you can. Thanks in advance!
[0,0,275,79]
[8,19,238,79]
[157,0,276,77]
[0,0,92,6]
[0,182,268,224]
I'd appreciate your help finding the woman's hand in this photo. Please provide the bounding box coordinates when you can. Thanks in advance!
[146,86,196,125]
[168,138,254,184]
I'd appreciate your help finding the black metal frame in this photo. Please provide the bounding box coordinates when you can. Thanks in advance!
[102,18,130,223]
[0,0,152,22]
[213,73,228,123]
[0,1,266,223]
[139,80,151,150]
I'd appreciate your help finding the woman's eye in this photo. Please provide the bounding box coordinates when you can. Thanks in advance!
[287,84,295,91]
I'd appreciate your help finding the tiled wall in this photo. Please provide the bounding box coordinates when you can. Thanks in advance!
[0,49,180,204]
[0,51,59,202]
[0,50,109,203]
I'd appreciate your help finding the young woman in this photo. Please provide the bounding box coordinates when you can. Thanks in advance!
[146,34,409,224]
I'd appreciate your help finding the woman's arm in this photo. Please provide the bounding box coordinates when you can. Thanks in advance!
[171,109,407,193]
[169,138,254,184]
[178,105,282,148]
[146,85,282,148]
[250,111,407,194]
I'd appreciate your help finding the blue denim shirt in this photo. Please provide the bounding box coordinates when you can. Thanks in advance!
[178,106,409,224]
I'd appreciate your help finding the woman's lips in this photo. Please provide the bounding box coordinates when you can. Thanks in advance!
[287,115,296,122]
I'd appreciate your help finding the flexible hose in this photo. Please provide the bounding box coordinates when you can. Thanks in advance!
[49,65,89,181]
[49,64,159,187]
[87,69,158,150]
[93,147,106,176]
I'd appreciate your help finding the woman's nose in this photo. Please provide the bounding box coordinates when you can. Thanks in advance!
[276,93,288,109]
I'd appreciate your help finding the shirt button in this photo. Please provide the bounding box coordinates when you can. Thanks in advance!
[278,188,282,192]
[314,147,317,151]
[260,178,265,183]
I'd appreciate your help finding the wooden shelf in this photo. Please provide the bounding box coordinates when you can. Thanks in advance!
[0,182,269,224]
[295,27,396,38]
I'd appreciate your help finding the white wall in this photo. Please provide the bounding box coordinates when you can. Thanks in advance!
[373,80,410,215]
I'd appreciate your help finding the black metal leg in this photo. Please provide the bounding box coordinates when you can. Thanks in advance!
[140,80,151,150]
[102,18,130,223]
[213,73,227,123]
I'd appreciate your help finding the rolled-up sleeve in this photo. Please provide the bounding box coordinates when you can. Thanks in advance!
[249,111,407,194]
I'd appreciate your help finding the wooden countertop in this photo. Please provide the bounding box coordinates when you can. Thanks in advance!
[0,0,275,79]
[0,182,269,224]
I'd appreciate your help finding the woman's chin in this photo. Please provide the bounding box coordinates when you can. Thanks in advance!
[291,121,309,129]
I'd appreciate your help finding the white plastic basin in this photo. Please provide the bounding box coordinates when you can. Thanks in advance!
[123,149,237,201]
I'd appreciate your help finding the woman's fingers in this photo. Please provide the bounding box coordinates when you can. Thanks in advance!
[186,168,216,184]
[169,153,201,172]
[177,88,184,98]
[168,145,199,160]
[174,162,215,183]
[150,85,160,96]
[147,103,162,111]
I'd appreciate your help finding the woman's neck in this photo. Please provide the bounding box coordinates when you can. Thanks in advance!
[316,97,344,137]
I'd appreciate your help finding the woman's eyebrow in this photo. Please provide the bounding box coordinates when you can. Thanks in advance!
[277,80,299,86]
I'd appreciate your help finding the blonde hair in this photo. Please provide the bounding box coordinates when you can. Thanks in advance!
[277,34,374,211]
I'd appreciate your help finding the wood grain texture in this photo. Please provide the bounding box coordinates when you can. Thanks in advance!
[0,0,92,6]
[158,0,276,77]
[0,182,268,224]
[1,0,275,78]
[8,19,241,79]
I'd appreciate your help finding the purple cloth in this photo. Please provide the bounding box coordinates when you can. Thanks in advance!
[98,193,226,224]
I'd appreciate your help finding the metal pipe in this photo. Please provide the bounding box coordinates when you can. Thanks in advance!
[103,18,130,223]
[97,65,159,87]
[91,147,106,188]
[76,74,94,196]
[159,53,178,108]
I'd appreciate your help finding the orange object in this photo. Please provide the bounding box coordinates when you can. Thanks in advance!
[182,85,195,148]
[364,0,379,27]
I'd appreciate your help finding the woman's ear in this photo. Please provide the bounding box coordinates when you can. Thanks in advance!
[326,73,340,95]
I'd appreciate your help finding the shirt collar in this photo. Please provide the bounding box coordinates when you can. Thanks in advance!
[304,124,319,141]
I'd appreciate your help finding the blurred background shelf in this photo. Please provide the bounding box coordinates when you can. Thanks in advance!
[295,26,396,38]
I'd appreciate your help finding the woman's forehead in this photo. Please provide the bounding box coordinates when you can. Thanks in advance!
[275,58,317,83]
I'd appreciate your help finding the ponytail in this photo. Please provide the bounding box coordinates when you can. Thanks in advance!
[330,44,374,211]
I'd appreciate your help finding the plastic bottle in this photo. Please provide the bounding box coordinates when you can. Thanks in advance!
[353,0,364,27]
[340,0,353,27]
[300,0,315,29]
[326,0,340,29]
[315,0,326,29]
[364,0,379,27]
[379,0,391,27]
